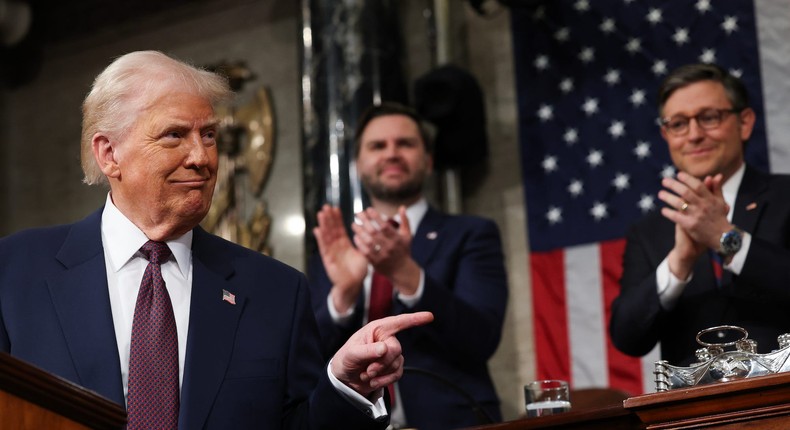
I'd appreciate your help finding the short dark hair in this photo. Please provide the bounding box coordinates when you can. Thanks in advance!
[658,63,750,115]
[354,101,434,158]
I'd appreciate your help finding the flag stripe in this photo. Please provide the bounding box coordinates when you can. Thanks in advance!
[600,239,644,395]
[530,250,570,382]
[566,244,607,388]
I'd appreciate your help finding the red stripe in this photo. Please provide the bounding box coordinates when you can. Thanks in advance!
[530,250,571,382]
[600,239,644,396]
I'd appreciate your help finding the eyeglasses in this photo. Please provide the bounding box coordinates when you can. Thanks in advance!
[659,108,741,137]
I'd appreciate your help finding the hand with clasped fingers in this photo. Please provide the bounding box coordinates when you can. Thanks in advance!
[350,206,422,296]
[658,171,733,279]
[314,204,422,306]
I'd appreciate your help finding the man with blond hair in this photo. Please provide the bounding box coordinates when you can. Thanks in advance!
[0,51,431,429]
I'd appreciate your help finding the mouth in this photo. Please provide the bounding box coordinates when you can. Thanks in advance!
[172,178,211,188]
[684,145,717,157]
[379,163,408,177]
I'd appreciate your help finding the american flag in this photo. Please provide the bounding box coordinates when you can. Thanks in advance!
[511,0,790,395]
[222,289,236,305]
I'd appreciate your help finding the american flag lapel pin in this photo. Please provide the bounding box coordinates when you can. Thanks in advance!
[222,289,236,305]
[746,202,757,211]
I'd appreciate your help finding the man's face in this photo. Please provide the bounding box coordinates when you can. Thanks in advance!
[660,80,755,180]
[108,91,219,238]
[356,114,433,204]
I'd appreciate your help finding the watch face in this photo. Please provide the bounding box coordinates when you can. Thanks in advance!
[721,229,743,255]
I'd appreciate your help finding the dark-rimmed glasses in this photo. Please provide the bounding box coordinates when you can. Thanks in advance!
[659,108,740,136]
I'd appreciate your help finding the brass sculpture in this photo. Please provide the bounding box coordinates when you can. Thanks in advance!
[202,61,274,255]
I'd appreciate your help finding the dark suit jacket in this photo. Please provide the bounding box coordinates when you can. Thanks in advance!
[610,166,790,366]
[0,208,387,430]
[308,206,508,430]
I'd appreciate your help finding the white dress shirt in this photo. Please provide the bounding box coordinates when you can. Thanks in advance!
[101,194,193,402]
[658,164,753,309]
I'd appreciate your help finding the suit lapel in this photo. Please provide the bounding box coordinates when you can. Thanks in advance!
[179,228,245,430]
[722,166,769,288]
[46,209,125,405]
[732,166,769,235]
[411,207,443,265]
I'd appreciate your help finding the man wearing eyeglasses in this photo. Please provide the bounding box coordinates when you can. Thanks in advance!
[610,63,790,367]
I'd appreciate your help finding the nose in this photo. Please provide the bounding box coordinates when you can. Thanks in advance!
[184,133,211,168]
[383,141,400,158]
[686,118,705,141]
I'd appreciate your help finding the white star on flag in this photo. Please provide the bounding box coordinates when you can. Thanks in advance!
[582,98,599,115]
[568,179,584,197]
[722,16,738,34]
[638,194,656,213]
[590,202,608,221]
[673,28,690,46]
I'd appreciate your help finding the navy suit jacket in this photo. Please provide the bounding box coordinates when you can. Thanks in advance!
[611,166,790,366]
[308,207,508,430]
[0,208,387,430]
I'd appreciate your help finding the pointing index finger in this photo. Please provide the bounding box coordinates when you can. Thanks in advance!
[371,312,434,338]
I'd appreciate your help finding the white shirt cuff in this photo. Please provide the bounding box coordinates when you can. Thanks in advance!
[397,269,425,308]
[656,257,691,310]
[326,361,388,419]
[327,290,356,325]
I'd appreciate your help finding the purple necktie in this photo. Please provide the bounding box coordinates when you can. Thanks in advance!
[127,240,179,430]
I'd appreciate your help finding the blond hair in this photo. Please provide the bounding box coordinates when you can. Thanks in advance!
[80,50,232,185]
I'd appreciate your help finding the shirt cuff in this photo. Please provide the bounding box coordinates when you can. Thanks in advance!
[327,290,356,325]
[326,360,388,419]
[656,257,692,310]
[722,231,751,275]
[397,269,425,308]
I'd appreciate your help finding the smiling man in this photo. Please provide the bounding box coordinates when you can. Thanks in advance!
[610,63,790,367]
[308,102,508,429]
[0,51,434,430]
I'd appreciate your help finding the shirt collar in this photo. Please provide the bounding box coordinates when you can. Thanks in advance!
[722,163,745,220]
[100,193,192,277]
[395,198,428,232]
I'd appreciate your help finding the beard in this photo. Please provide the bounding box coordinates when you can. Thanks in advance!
[360,169,426,203]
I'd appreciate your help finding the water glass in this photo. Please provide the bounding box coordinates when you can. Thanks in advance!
[524,379,571,417]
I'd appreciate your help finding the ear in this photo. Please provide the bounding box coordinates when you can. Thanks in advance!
[659,124,669,142]
[738,107,756,142]
[92,133,121,179]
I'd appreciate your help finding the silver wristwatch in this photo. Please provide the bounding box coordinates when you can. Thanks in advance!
[718,227,744,257]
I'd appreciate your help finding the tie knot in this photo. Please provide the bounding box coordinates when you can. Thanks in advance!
[140,240,172,264]
[387,218,399,228]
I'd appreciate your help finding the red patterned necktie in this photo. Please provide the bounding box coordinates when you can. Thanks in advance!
[368,218,399,322]
[710,250,723,287]
[369,271,394,322]
[368,218,399,406]
[127,240,179,429]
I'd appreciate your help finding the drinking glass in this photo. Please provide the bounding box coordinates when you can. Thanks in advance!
[524,379,571,417]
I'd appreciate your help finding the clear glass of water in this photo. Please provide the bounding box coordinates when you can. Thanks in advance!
[524,379,571,417]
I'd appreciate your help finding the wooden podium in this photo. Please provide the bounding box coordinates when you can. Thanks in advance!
[468,372,790,429]
[0,352,126,430]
